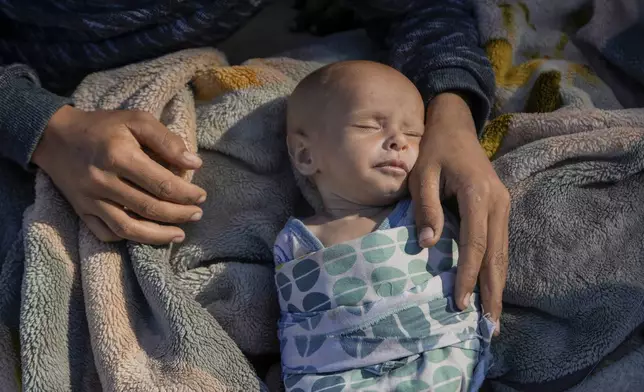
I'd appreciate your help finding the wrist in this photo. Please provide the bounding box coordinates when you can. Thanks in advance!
[427,92,472,114]
[32,105,80,168]
[425,92,476,135]
[444,90,472,108]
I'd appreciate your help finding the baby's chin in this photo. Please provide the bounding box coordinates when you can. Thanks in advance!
[363,182,410,206]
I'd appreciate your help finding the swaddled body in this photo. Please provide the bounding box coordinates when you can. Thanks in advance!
[274,61,494,391]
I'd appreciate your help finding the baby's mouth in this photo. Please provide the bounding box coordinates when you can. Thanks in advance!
[375,159,409,175]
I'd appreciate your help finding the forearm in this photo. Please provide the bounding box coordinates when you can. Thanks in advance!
[0,64,72,169]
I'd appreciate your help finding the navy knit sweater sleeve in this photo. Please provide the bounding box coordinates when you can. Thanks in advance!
[0,65,71,169]
[0,0,494,170]
[349,0,495,133]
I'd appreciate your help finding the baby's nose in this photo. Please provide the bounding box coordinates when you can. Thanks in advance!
[388,135,408,151]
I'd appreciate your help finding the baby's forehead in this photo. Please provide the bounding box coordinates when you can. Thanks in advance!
[328,66,410,91]
[325,78,418,111]
[288,61,423,127]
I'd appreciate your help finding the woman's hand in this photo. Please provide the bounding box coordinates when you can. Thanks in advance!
[32,105,207,245]
[410,93,509,333]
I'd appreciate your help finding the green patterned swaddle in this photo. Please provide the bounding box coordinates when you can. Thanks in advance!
[274,223,495,392]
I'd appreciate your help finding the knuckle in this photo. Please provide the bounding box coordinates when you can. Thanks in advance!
[157,179,174,198]
[160,129,179,150]
[100,145,123,170]
[463,182,488,204]
[489,248,509,269]
[460,266,479,287]
[417,173,438,193]
[477,181,491,197]
[139,200,159,219]
[483,293,503,316]
[416,173,430,188]
[485,284,504,308]
[161,131,185,156]
[112,220,131,237]
[496,185,511,205]
[84,166,105,191]
[418,203,440,219]
[463,235,487,256]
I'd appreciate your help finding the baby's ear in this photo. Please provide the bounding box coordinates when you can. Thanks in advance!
[287,130,317,176]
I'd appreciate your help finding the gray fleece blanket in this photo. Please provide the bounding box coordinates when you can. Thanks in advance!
[485,109,644,391]
[476,0,644,390]
[0,32,376,391]
[1,1,644,391]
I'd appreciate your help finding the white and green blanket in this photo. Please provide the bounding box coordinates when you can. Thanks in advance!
[276,223,494,392]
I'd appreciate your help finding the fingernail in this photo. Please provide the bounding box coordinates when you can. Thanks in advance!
[419,228,434,247]
[172,235,185,243]
[461,292,471,309]
[197,194,207,204]
[182,151,202,166]
[190,211,203,221]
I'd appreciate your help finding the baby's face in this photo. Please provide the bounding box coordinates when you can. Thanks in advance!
[311,69,425,206]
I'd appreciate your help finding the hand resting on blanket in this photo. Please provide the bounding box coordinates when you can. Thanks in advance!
[31,105,207,245]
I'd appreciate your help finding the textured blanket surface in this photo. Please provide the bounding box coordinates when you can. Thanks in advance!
[0,31,377,391]
[476,1,644,390]
[2,1,644,390]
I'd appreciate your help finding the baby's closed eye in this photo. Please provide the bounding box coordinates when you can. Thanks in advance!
[405,131,423,138]
[351,122,382,130]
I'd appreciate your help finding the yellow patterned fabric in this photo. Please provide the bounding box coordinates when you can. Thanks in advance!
[476,0,625,159]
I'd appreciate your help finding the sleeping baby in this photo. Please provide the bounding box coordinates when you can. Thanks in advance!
[273,60,495,392]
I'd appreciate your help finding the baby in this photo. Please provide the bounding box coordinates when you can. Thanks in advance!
[274,61,494,392]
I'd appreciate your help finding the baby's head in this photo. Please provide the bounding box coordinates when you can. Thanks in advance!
[287,60,425,208]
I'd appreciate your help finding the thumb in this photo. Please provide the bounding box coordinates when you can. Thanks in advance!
[127,111,202,170]
[411,166,444,248]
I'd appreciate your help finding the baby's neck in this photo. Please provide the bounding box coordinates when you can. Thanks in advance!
[317,191,394,219]
[302,196,398,248]
[321,204,388,220]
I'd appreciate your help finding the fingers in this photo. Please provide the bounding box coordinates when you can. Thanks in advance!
[455,186,489,311]
[479,191,510,335]
[100,175,203,224]
[93,199,186,245]
[410,166,444,248]
[117,149,206,205]
[126,111,203,170]
[83,214,121,242]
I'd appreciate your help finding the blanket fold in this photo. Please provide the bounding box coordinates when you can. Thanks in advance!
[1,2,644,389]
[18,47,268,392]
[476,0,644,389]
[487,109,644,390]
[0,31,378,392]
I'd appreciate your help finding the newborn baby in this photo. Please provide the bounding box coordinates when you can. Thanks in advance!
[274,61,494,392]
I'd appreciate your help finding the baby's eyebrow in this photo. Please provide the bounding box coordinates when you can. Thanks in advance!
[402,118,424,127]
[347,109,386,119]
